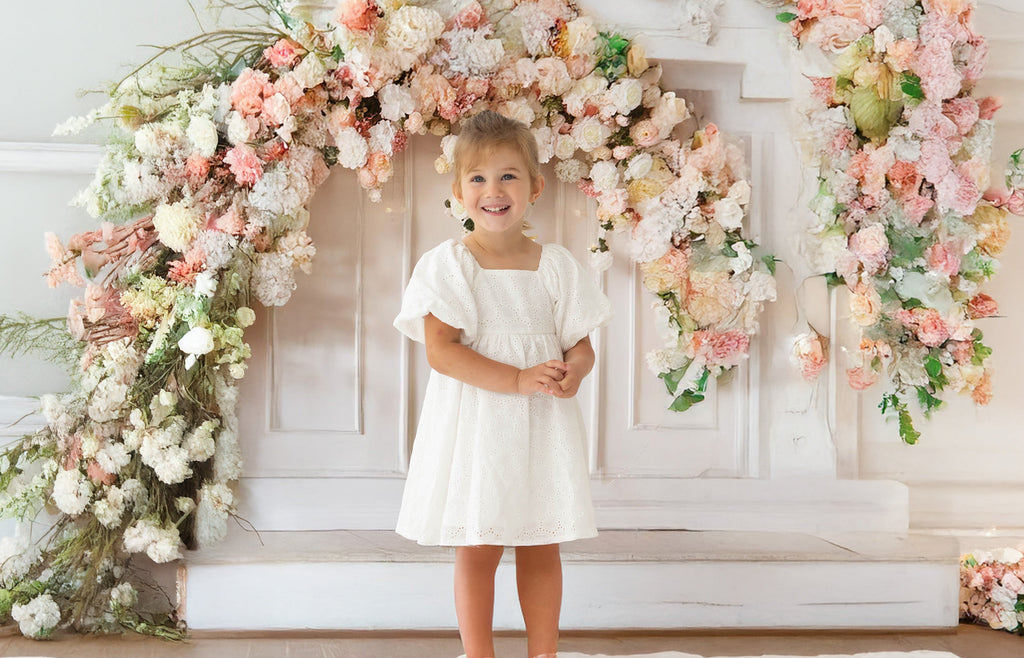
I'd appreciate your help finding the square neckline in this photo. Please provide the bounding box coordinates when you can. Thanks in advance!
[454,238,546,272]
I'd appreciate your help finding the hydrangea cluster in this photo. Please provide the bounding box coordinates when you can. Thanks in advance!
[780,0,1023,442]
[11,0,771,637]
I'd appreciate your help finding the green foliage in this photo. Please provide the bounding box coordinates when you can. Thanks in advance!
[761,254,780,276]
[824,272,846,288]
[596,32,630,82]
[0,314,82,373]
[972,329,993,365]
[661,366,710,412]
[886,227,928,268]
[879,392,920,445]
[776,11,798,23]
[900,72,924,100]
[915,386,944,418]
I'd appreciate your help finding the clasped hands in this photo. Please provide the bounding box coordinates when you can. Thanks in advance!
[514,359,581,398]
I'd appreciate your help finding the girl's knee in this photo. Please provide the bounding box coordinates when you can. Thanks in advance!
[457,544,505,567]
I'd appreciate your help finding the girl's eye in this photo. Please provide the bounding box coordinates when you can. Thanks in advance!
[471,175,484,183]
[502,173,516,181]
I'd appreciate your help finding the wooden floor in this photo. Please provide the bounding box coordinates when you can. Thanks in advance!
[0,624,1019,658]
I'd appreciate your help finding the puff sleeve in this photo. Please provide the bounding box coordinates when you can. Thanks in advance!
[393,240,478,344]
[542,244,612,352]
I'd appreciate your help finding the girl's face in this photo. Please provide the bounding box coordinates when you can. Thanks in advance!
[452,144,544,238]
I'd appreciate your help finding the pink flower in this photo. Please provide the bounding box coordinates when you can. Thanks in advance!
[849,283,882,326]
[847,366,879,390]
[629,119,660,148]
[211,206,246,235]
[848,224,889,274]
[806,76,836,106]
[924,0,970,16]
[231,68,271,116]
[185,153,210,187]
[972,369,993,405]
[264,39,303,68]
[914,39,962,101]
[902,193,935,225]
[897,307,949,347]
[967,293,998,319]
[612,145,635,160]
[167,247,206,285]
[795,0,828,20]
[224,144,264,186]
[936,171,979,215]
[453,0,485,29]
[918,137,954,185]
[949,340,974,365]
[888,160,923,199]
[87,460,117,486]
[802,16,870,53]
[689,330,749,368]
[1007,190,1024,216]
[793,331,828,382]
[908,100,958,140]
[833,0,884,28]
[943,98,980,136]
[977,96,1002,120]
[274,74,305,105]
[925,242,961,278]
[885,39,918,72]
[366,151,393,184]
[335,0,379,32]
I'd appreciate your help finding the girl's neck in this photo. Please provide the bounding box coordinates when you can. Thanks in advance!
[463,231,541,270]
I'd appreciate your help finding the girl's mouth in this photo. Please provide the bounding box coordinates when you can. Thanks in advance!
[482,205,510,214]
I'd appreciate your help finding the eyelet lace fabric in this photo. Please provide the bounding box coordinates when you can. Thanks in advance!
[394,239,612,546]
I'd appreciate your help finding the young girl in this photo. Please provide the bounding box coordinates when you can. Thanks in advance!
[393,110,612,658]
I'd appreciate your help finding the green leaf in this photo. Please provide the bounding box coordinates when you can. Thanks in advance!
[924,356,942,379]
[761,254,779,276]
[879,392,921,445]
[331,45,344,62]
[901,297,924,310]
[1016,598,1024,613]
[776,11,798,22]
[900,72,924,100]
[824,272,846,288]
[669,389,705,412]
[721,243,738,257]
[972,341,993,365]
[658,364,688,395]
[915,386,944,418]
[963,555,978,568]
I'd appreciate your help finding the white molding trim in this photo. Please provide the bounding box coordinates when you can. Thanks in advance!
[0,142,100,175]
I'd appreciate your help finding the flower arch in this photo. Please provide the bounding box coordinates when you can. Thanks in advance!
[1,0,774,638]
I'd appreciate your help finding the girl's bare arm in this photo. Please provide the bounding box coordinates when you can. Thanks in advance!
[424,313,566,395]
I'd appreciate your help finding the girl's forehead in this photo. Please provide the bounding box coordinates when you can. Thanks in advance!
[463,143,528,170]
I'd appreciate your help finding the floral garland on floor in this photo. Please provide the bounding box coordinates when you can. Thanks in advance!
[776,0,1023,443]
[960,547,1024,634]
[0,0,772,638]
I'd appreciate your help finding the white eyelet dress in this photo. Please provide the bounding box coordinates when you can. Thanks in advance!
[393,239,612,546]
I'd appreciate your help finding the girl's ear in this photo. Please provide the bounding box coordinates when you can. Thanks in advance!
[451,180,463,202]
[530,174,545,203]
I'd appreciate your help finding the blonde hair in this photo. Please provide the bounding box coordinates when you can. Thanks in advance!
[452,110,541,182]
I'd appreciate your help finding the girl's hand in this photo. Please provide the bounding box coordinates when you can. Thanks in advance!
[552,363,582,398]
[515,360,567,395]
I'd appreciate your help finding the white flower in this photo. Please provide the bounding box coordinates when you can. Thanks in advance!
[533,126,555,164]
[110,583,138,609]
[570,116,612,153]
[178,326,215,370]
[236,307,256,328]
[497,97,535,126]
[624,152,653,181]
[134,122,185,159]
[93,486,126,528]
[153,201,203,253]
[727,179,751,205]
[728,241,753,273]
[262,93,291,126]
[589,160,620,193]
[187,116,219,157]
[194,270,218,298]
[712,197,744,231]
[292,54,327,89]
[334,127,369,169]
[250,164,310,217]
[590,248,613,272]
[746,270,777,303]
[95,442,130,475]
[369,121,397,155]
[226,111,252,146]
[196,482,236,548]
[12,593,60,639]
[378,83,416,122]
[53,468,92,516]
[554,134,576,160]
[631,206,675,262]
[175,496,197,514]
[607,78,643,116]
[535,57,572,97]
[554,159,587,183]
[123,519,183,563]
[443,28,505,76]
[0,536,41,588]
[184,419,219,462]
[384,6,445,69]
[87,377,130,423]
[252,252,298,306]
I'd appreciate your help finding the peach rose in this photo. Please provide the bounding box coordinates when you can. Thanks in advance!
[847,366,879,390]
[967,293,998,319]
[849,283,882,326]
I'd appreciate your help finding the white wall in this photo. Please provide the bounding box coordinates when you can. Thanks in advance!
[2,0,1023,539]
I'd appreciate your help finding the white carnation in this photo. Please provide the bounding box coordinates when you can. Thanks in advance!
[554,159,588,183]
[53,468,92,516]
[554,134,576,160]
[497,97,535,126]
[153,201,203,253]
[0,536,41,587]
[196,483,236,548]
[443,29,504,76]
[334,127,369,169]
[123,519,183,563]
[184,419,219,462]
[95,442,130,475]
[624,152,653,180]
[87,377,129,423]
[187,116,219,157]
[134,122,185,159]
[226,110,251,146]
[378,83,416,122]
[292,54,327,89]
[252,252,298,306]
[385,6,445,69]
[110,582,138,609]
[533,126,555,164]
[746,270,777,303]
[12,593,60,639]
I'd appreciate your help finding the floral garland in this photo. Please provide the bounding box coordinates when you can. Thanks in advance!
[0,0,771,639]
[777,0,1023,443]
[960,547,1024,634]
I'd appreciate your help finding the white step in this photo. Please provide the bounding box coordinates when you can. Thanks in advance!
[180,529,960,632]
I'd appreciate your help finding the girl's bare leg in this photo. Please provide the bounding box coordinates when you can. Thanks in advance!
[455,545,505,658]
[514,543,562,657]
